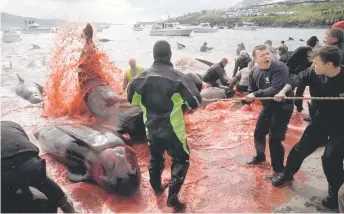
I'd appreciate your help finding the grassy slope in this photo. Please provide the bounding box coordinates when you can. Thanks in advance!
[172,1,343,26]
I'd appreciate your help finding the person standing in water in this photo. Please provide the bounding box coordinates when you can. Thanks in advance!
[231,45,294,179]
[122,58,144,92]
[127,40,201,211]
[200,42,213,52]
[264,40,278,61]
[229,62,254,94]
[202,58,230,88]
[273,45,344,210]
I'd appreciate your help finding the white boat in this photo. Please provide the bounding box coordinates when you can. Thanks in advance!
[149,22,193,36]
[233,22,258,31]
[133,23,144,31]
[2,30,22,43]
[193,23,218,33]
[102,25,110,29]
[21,21,54,34]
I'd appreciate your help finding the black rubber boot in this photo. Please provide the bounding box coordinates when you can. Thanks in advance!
[167,162,189,211]
[246,154,266,165]
[149,162,167,195]
[272,171,294,187]
[322,194,338,209]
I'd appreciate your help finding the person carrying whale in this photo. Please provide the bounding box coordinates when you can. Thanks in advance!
[1,121,75,213]
[202,58,230,88]
[127,40,201,211]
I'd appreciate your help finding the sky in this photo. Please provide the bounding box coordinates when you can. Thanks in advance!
[1,0,242,24]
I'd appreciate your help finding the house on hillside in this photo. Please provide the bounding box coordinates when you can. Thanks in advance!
[255,0,332,9]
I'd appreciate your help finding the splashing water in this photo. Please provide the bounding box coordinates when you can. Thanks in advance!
[42,24,123,119]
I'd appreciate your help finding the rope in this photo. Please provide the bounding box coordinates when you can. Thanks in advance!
[202,96,344,102]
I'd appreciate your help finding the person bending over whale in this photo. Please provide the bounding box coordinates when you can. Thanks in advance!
[229,62,253,94]
[1,121,75,213]
[127,40,201,211]
[202,58,230,88]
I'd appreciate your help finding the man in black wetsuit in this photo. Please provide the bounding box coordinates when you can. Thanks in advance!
[286,36,319,112]
[273,45,344,210]
[1,121,75,213]
[127,40,201,211]
[202,58,230,88]
[231,45,294,179]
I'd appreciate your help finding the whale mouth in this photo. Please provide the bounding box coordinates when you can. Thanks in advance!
[97,145,141,196]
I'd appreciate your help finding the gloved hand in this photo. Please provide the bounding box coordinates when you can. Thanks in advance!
[58,196,76,213]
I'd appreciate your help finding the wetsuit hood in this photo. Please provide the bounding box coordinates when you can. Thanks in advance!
[153,40,173,66]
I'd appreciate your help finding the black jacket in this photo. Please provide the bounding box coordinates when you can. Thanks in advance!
[288,66,344,131]
[127,60,201,135]
[279,51,292,63]
[203,62,230,86]
[245,61,293,107]
[286,46,312,75]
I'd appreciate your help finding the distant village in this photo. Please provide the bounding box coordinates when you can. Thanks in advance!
[223,0,338,18]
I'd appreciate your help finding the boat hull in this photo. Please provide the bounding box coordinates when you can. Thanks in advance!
[233,26,258,31]
[21,29,53,34]
[133,27,144,31]
[149,29,193,36]
[2,33,22,43]
[193,28,218,33]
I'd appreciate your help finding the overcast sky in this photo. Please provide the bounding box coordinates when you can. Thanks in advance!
[1,0,241,24]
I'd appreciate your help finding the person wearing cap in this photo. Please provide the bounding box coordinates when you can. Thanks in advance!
[122,59,144,92]
[202,58,230,88]
[200,42,213,52]
[1,121,75,213]
[127,40,201,211]
[286,36,319,113]
[233,50,252,77]
[236,42,246,56]
[333,21,344,31]
[277,45,292,63]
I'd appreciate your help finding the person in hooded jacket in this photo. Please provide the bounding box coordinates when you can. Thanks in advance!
[127,40,201,211]
[233,50,252,77]
[1,121,75,213]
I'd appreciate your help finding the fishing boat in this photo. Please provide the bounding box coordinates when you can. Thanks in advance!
[21,21,53,34]
[2,30,22,43]
[133,23,144,31]
[233,22,258,31]
[149,22,193,36]
[193,23,218,33]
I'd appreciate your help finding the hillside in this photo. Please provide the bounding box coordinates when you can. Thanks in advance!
[170,0,343,28]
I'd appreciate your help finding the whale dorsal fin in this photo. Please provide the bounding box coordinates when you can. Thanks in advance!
[17,73,24,83]
[34,82,44,94]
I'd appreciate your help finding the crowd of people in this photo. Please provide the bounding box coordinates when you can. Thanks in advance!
[2,21,344,213]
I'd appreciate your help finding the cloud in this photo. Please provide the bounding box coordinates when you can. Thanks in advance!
[2,0,241,23]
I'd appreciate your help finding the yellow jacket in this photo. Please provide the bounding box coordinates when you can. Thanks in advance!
[126,66,144,82]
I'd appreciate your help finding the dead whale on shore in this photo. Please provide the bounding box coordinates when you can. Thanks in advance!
[34,123,141,196]
[85,85,146,140]
[15,73,43,104]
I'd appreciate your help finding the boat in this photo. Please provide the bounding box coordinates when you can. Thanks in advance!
[2,30,22,43]
[102,25,110,29]
[233,22,258,31]
[193,23,218,33]
[96,26,104,33]
[133,23,144,31]
[21,21,53,34]
[149,22,193,36]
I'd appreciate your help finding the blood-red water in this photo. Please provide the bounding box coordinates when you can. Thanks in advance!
[42,100,310,213]
[40,25,310,213]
